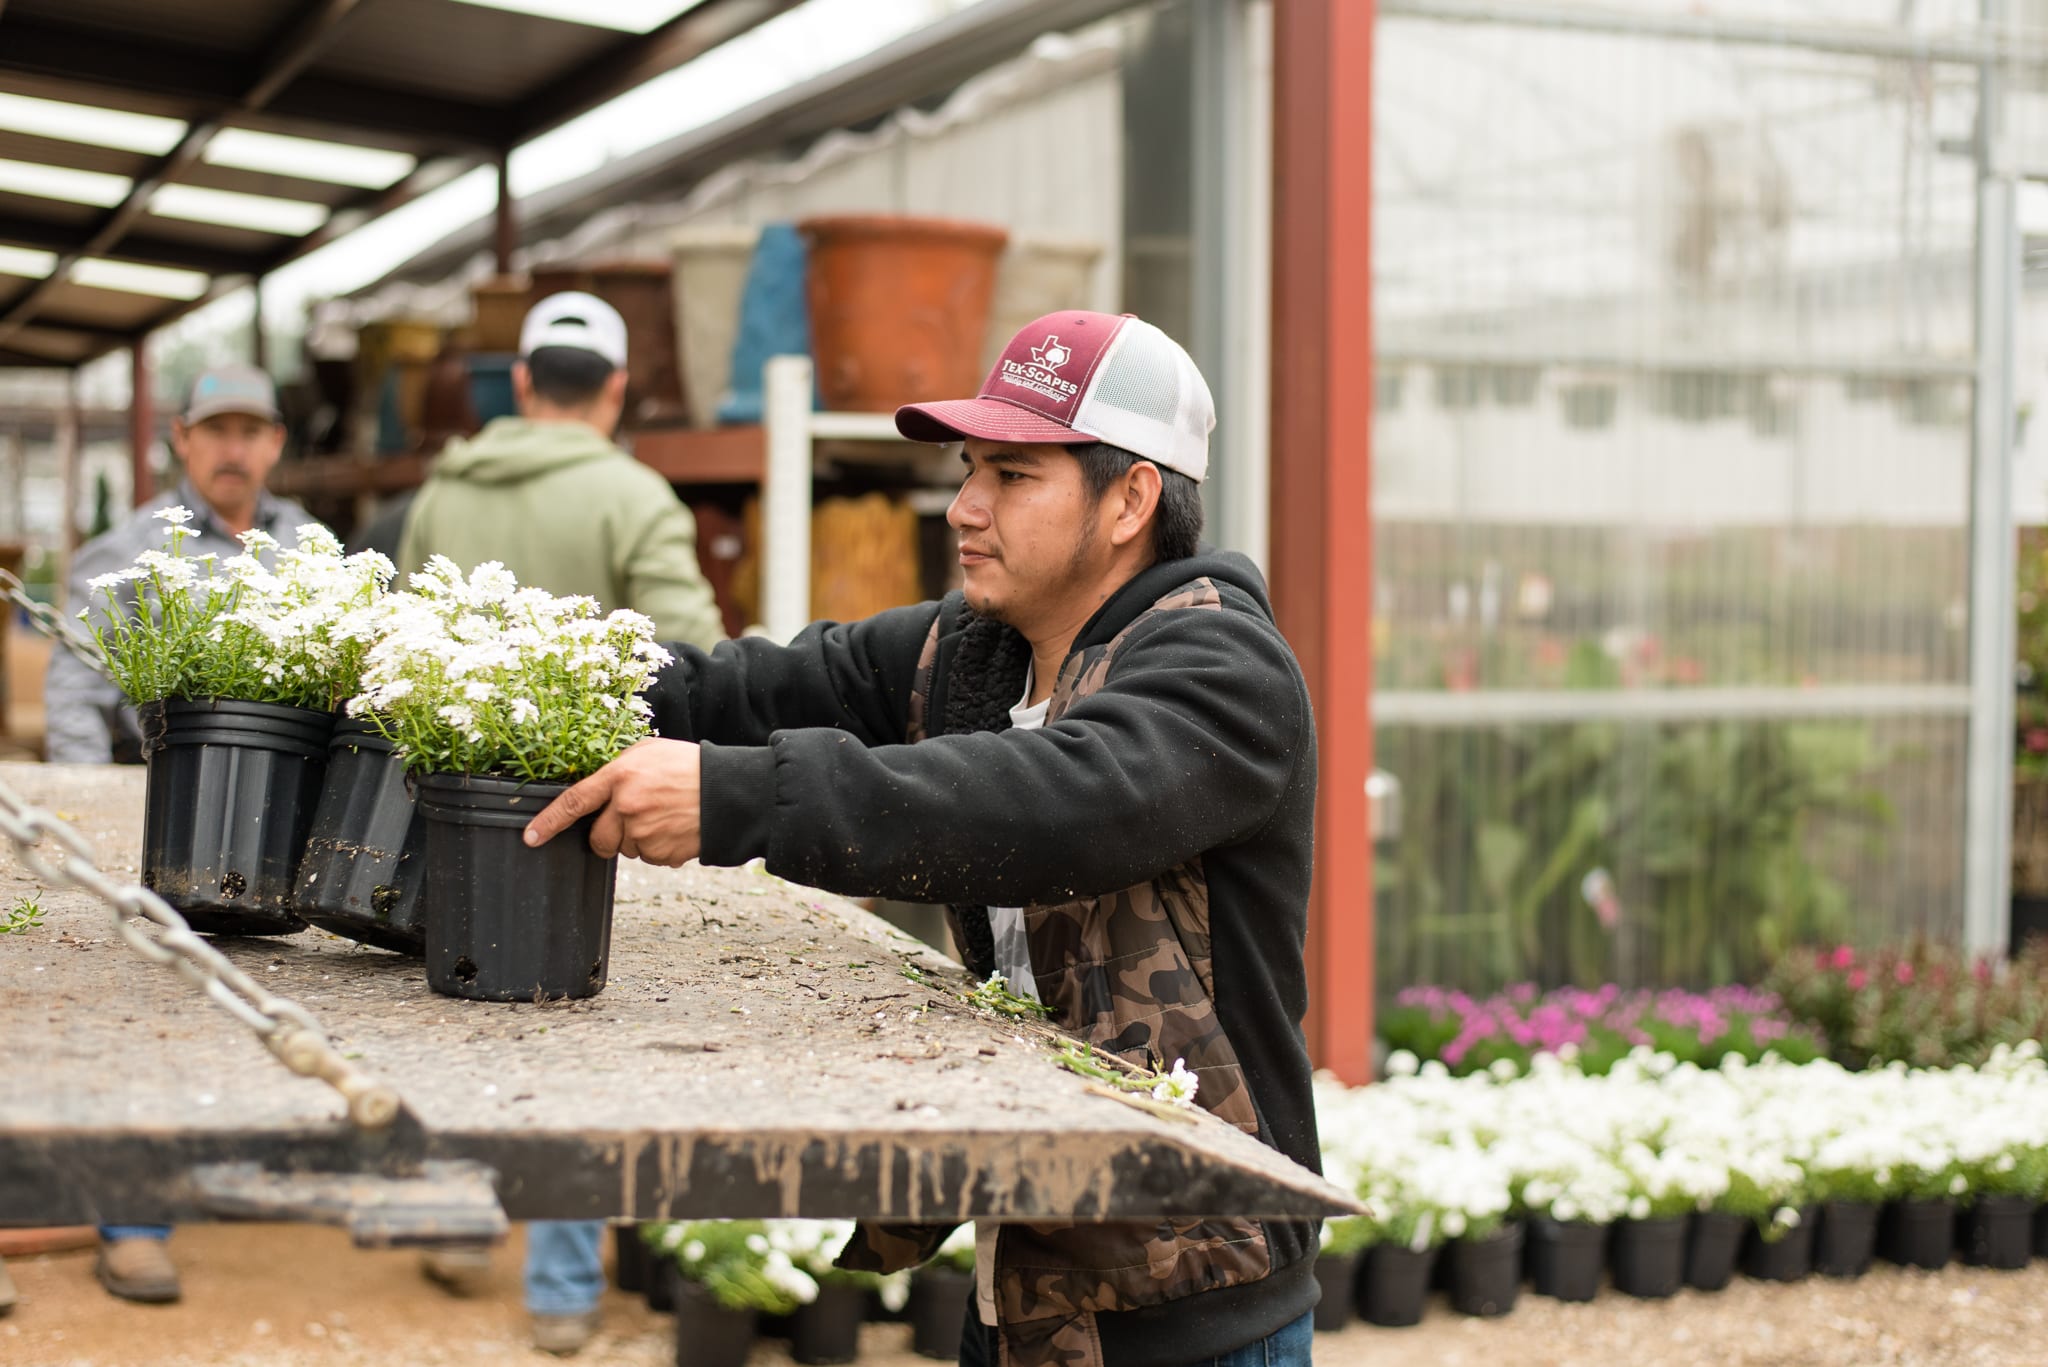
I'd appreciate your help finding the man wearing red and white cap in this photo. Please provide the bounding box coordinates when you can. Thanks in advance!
[528,311,1322,1367]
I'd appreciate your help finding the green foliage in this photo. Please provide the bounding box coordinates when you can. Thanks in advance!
[1765,940,2048,1070]
[965,972,1052,1020]
[641,1221,810,1315]
[2,895,44,935]
[1321,1216,1375,1258]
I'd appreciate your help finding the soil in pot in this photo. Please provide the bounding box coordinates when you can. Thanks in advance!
[1356,1243,1437,1327]
[908,1267,972,1360]
[1880,1198,1955,1271]
[1448,1223,1523,1318]
[416,773,615,1001]
[1611,1217,1687,1299]
[1959,1195,2035,1270]
[1528,1218,1609,1302]
[294,717,426,954]
[799,215,1008,412]
[790,1280,867,1364]
[672,1276,756,1367]
[140,698,330,935]
[1815,1201,1879,1279]
[1742,1210,1817,1283]
[1311,1251,1359,1331]
[1685,1211,1746,1292]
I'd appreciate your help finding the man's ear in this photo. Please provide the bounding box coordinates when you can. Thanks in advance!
[1108,459,1163,550]
[605,368,630,407]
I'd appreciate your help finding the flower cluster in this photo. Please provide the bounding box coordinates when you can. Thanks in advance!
[1381,982,1822,1076]
[350,556,670,782]
[86,507,393,710]
[643,1220,824,1315]
[777,1219,911,1310]
[1765,940,2048,1069]
[1317,1043,2048,1249]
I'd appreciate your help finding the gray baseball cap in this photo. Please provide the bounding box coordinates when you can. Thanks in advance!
[184,363,281,424]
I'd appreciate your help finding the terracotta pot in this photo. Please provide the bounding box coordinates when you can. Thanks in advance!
[671,226,761,429]
[979,234,1103,372]
[800,214,1008,412]
[530,261,686,426]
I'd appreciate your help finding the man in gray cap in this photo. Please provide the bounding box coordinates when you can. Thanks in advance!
[35,364,320,1303]
[45,363,319,768]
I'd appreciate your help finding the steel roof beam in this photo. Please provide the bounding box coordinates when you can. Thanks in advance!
[0,214,251,276]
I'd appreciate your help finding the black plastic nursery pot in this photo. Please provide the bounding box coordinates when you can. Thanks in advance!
[672,1275,757,1367]
[1311,1250,1359,1331]
[1684,1211,1746,1292]
[1880,1198,1955,1271]
[612,1224,649,1295]
[292,717,426,954]
[1814,1201,1879,1279]
[1448,1222,1522,1318]
[907,1267,972,1360]
[645,1253,676,1312]
[1356,1243,1436,1327]
[1527,1218,1608,1302]
[790,1281,868,1364]
[2034,1203,2048,1260]
[1741,1209,1816,1283]
[1610,1217,1687,1300]
[140,698,331,935]
[415,773,615,1002]
[1959,1195,2034,1270]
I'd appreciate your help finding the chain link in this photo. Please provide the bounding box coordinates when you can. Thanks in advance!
[0,773,401,1130]
[2,566,113,681]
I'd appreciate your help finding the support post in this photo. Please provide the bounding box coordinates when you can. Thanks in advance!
[761,355,813,644]
[494,150,517,276]
[1270,0,1374,1082]
[55,373,82,613]
[251,276,269,371]
[1965,6,2020,959]
[130,343,154,507]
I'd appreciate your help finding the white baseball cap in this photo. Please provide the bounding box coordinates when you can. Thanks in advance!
[520,291,628,369]
[895,310,1215,483]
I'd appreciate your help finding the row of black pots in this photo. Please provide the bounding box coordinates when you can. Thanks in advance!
[138,698,614,1002]
[617,1228,970,1367]
[1312,1196,2048,1333]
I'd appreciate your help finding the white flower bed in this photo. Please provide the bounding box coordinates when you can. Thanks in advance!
[1316,1043,2048,1251]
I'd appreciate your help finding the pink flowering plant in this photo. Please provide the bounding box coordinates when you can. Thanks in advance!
[1764,940,2048,1070]
[1381,982,1822,1077]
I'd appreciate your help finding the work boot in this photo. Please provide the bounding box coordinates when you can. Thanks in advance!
[0,1255,17,1316]
[420,1245,494,1297]
[531,1308,601,1356]
[94,1237,181,1304]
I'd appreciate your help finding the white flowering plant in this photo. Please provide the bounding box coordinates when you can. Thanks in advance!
[780,1219,911,1310]
[643,1219,819,1314]
[86,507,393,710]
[349,557,671,782]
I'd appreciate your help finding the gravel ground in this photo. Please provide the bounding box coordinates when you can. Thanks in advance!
[6,1224,2048,1367]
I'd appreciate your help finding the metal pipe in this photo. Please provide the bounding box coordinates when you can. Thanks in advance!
[129,343,153,507]
[1378,0,2048,65]
[1374,684,1974,728]
[761,354,813,645]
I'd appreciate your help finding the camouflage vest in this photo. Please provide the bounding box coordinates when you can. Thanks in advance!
[843,580,1272,1367]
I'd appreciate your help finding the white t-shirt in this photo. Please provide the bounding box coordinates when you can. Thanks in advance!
[979,670,1049,1324]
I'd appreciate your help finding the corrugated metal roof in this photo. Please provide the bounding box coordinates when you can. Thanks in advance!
[0,0,803,368]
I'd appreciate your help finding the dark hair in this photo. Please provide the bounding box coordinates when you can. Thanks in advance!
[524,345,617,407]
[1072,441,1203,563]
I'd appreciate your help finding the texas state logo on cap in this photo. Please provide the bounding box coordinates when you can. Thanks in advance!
[895,310,1215,483]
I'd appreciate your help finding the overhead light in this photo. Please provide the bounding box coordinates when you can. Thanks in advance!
[205,129,416,190]
[72,257,210,300]
[442,0,706,35]
[151,184,330,236]
[0,92,184,155]
[0,244,58,279]
[0,158,131,207]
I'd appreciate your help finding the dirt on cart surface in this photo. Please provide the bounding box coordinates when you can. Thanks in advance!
[5,1224,2048,1367]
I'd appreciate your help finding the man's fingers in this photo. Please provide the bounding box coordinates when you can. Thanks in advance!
[524,766,617,847]
[589,805,626,860]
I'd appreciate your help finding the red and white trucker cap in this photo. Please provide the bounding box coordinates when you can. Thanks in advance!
[895,310,1215,483]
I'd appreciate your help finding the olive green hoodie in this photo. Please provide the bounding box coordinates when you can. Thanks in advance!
[399,417,724,649]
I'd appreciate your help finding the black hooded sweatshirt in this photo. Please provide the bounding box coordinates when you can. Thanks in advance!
[644,548,1322,1364]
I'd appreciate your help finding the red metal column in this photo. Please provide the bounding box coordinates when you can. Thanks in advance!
[130,343,154,507]
[1271,0,1374,1084]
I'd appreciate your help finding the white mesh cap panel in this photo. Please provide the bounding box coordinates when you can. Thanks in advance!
[1073,318,1214,482]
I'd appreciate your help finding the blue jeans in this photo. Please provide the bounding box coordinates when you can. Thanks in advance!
[524,1220,605,1316]
[98,1226,169,1242]
[959,1307,1313,1367]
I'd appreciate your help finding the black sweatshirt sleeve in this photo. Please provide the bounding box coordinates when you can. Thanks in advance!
[644,600,941,748]
[698,604,1310,906]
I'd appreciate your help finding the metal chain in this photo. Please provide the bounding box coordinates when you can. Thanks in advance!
[0,772,402,1130]
[2,566,114,682]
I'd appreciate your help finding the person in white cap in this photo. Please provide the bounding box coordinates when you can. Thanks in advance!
[522,311,1322,1367]
[402,293,725,1355]
[397,290,724,648]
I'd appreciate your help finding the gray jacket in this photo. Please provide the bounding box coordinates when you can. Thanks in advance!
[44,481,321,764]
